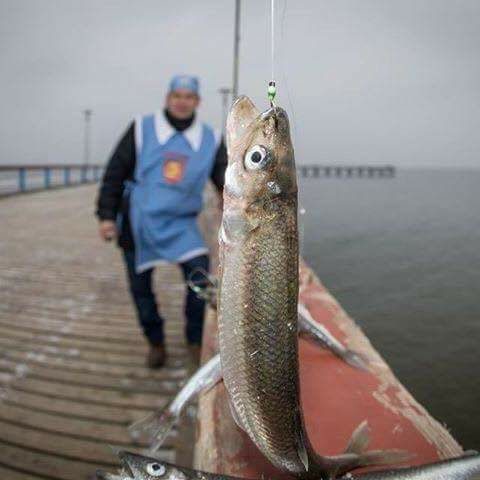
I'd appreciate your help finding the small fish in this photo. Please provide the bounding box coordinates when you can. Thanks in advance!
[218,96,403,479]
[297,303,368,370]
[129,304,367,452]
[96,451,480,480]
[187,269,369,371]
[128,355,222,451]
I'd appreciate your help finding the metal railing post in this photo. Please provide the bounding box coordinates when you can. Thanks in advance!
[44,167,51,189]
[19,168,26,192]
[64,167,71,186]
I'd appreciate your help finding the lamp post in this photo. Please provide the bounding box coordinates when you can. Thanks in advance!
[218,88,233,134]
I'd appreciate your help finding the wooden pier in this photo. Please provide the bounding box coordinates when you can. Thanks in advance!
[0,185,206,479]
[298,165,396,178]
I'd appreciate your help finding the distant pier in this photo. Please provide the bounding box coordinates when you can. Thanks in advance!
[299,165,396,178]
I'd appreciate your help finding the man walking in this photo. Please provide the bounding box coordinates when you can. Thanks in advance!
[96,75,226,368]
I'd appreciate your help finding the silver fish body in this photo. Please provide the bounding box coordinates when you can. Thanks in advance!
[218,98,306,474]
[96,452,480,480]
[128,355,222,451]
[344,454,480,479]
[218,97,406,479]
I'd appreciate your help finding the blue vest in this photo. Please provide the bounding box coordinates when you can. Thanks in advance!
[130,112,218,273]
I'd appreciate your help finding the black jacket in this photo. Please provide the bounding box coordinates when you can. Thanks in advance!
[96,111,227,250]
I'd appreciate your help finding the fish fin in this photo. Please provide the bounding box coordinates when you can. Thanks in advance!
[323,422,412,478]
[356,448,413,467]
[297,426,310,471]
[325,449,412,478]
[344,420,370,454]
[148,410,178,451]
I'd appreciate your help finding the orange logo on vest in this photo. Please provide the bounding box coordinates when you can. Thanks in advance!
[163,153,187,184]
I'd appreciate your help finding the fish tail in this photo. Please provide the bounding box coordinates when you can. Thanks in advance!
[344,420,371,454]
[128,404,178,449]
[342,349,370,371]
[308,421,411,478]
[148,409,179,451]
[343,421,412,470]
[354,448,413,468]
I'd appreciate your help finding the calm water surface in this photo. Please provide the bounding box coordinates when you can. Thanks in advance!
[299,169,480,449]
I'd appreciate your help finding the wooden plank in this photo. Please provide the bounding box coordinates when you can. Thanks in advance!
[3,390,144,424]
[0,403,157,447]
[0,336,187,365]
[0,318,182,346]
[0,306,185,334]
[0,324,185,353]
[1,376,170,410]
[0,463,48,480]
[0,441,114,480]
[0,357,181,393]
[0,419,124,464]
[3,348,187,381]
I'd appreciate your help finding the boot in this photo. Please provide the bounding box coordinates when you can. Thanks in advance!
[147,343,166,369]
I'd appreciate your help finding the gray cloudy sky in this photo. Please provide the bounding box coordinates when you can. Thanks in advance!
[1,0,479,167]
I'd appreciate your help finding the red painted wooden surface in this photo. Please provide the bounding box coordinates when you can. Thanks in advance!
[194,263,462,478]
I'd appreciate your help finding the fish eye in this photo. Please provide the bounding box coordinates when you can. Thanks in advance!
[146,462,166,477]
[244,145,269,170]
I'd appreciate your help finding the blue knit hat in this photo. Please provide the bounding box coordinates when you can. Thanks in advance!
[169,75,200,95]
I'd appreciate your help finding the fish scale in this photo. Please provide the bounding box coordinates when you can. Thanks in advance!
[218,99,309,475]
[217,97,416,480]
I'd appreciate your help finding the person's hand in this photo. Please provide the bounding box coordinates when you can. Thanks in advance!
[99,220,117,242]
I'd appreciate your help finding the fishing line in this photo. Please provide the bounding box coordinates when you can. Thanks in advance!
[275,0,307,256]
[268,0,277,106]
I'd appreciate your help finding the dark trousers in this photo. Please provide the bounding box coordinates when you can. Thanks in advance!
[123,250,209,346]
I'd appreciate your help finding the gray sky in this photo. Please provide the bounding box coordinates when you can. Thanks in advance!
[1,0,479,167]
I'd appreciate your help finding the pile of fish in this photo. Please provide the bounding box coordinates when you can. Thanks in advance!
[98,97,480,480]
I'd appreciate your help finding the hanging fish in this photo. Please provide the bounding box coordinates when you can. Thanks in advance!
[217,97,406,479]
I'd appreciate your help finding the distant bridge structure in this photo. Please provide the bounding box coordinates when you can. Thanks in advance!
[0,163,104,197]
[298,165,396,179]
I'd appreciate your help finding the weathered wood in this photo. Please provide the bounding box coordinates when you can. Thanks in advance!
[0,184,221,478]
[0,403,163,447]
[194,263,463,477]
[4,390,145,424]
[0,357,182,393]
[3,348,186,381]
[0,463,52,480]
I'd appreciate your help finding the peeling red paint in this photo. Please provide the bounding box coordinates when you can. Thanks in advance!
[194,262,462,477]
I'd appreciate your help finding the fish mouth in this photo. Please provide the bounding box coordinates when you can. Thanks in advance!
[260,106,288,131]
[118,451,136,478]
[95,452,136,480]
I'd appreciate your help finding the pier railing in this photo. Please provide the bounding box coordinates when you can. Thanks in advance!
[299,164,396,178]
[0,163,104,197]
